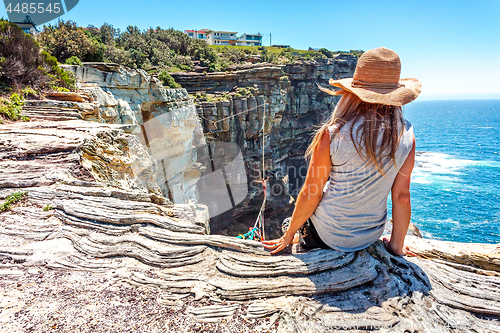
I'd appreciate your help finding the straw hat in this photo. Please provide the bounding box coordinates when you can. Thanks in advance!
[319,47,421,106]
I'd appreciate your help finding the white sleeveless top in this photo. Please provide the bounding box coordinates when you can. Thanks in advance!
[309,117,414,252]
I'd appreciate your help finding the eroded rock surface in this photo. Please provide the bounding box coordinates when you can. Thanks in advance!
[1,115,499,332]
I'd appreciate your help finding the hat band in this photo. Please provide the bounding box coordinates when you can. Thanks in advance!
[351,79,402,90]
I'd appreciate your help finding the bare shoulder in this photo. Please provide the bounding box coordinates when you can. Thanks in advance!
[316,128,331,152]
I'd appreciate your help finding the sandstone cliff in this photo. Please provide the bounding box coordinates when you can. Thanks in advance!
[59,63,205,206]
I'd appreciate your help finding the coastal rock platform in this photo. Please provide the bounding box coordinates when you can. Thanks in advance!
[1,118,499,332]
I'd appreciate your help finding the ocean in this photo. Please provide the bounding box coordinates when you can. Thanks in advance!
[389,99,500,244]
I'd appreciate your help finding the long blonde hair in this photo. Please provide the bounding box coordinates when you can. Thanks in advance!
[305,91,405,175]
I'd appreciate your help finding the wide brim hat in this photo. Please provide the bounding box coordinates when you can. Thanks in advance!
[319,47,421,106]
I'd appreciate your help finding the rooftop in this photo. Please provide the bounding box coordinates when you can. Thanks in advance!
[241,33,263,37]
[185,29,210,33]
[208,30,238,34]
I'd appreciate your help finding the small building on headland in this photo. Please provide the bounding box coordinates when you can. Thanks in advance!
[185,29,238,45]
[237,33,263,46]
[184,29,263,46]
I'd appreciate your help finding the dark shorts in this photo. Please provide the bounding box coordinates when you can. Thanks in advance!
[299,218,331,250]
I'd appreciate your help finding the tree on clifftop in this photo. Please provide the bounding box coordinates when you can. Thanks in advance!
[39,20,104,63]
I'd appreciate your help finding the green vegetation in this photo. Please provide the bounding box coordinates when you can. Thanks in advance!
[191,86,259,103]
[0,93,29,122]
[50,86,70,92]
[38,21,219,73]
[191,92,228,103]
[158,71,181,88]
[43,204,54,211]
[210,45,362,64]
[234,86,258,97]
[41,51,77,91]
[0,19,76,97]
[21,87,43,99]
[0,191,27,212]
[65,56,83,65]
[37,21,362,76]
[39,20,104,63]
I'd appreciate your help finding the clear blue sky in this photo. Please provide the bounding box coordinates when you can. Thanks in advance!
[2,0,499,99]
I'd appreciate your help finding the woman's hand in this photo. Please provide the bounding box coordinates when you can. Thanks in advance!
[262,233,295,254]
[383,237,417,257]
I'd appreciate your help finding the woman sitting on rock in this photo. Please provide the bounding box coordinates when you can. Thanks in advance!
[262,47,420,256]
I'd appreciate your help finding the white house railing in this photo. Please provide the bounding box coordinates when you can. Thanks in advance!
[211,35,238,40]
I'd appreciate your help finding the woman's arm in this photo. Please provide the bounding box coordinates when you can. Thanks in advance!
[384,134,416,256]
[262,129,332,254]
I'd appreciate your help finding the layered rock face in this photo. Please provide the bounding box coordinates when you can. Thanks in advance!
[59,63,205,205]
[171,57,357,237]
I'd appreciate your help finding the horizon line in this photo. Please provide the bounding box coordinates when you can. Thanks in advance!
[417,93,500,101]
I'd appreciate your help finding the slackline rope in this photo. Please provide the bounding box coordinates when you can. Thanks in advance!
[260,102,266,240]
[229,102,268,241]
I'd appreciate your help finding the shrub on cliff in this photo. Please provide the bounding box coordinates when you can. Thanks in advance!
[42,51,77,91]
[217,47,249,66]
[0,19,76,93]
[318,48,333,58]
[260,48,277,63]
[116,26,218,71]
[65,56,83,66]
[0,19,49,91]
[86,23,119,46]
[159,71,181,89]
[0,191,27,211]
[0,93,29,122]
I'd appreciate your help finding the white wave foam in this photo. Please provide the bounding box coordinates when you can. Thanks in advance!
[412,152,500,185]
[420,230,436,239]
[428,218,460,225]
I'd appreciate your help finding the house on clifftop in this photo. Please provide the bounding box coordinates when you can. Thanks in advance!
[184,29,263,46]
[237,33,263,46]
[206,30,238,45]
[184,29,210,41]
[184,29,238,45]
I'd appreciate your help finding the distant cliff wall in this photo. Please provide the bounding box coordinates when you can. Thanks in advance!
[171,55,358,237]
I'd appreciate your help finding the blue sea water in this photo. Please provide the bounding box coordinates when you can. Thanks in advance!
[391,99,500,244]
